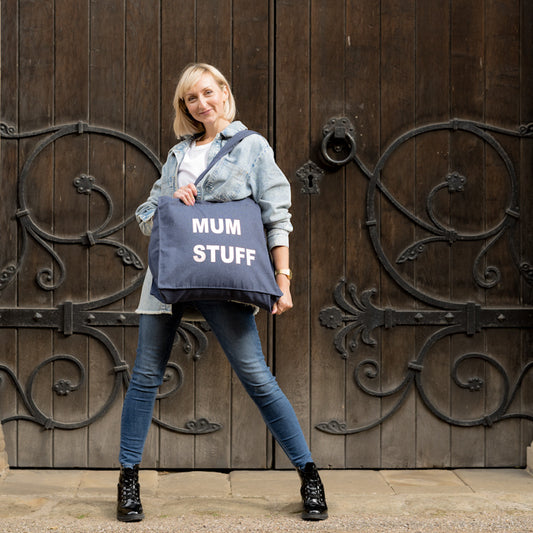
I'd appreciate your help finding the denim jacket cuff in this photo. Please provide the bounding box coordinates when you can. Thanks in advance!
[136,214,154,236]
[267,230,289,250]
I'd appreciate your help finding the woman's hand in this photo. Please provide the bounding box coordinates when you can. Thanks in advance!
[270,246,292,315]
[173,183,197,205]
[272,273,293,315]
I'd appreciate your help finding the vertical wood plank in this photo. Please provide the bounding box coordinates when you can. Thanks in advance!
[274,0,312,470]
[308,0,346,468]
[413,0,452,468]
[196,0,231,74]
[520,0,533,463]
[123,14,160,466]
[87,0,126,468]
[450,0,486,467]
[0,0,20,467]
[232,0,269,133]
[52,0,90,467]
[344,0,383,468]
[379,0,417,468]
[484,0,521,467]
[121,0,161,468]
[16,0,55,468]
[161,0,195,152]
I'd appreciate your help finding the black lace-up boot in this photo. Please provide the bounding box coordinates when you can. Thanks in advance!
[297,462,328,520]
[117,464,145,522]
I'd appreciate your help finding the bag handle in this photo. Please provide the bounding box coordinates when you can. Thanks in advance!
[194,129,258,186]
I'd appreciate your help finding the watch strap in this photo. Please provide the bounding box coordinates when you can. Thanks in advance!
[275,269,292,280]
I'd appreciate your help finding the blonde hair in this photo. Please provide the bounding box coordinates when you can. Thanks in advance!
[172,63,237,138]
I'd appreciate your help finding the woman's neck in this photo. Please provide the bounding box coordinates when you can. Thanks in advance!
[197,120,231,145]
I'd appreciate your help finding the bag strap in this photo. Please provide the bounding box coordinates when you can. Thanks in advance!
[194,129,258,186]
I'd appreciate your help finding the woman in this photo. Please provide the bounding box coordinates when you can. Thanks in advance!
[116,63,327,522]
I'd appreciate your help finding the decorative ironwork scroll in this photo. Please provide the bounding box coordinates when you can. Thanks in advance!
[312,117,533,434]
[0,122,220,435]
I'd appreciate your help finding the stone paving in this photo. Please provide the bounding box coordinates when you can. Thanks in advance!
[0,468,533,532]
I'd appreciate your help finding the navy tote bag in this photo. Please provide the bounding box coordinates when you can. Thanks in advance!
[148,130,283,311]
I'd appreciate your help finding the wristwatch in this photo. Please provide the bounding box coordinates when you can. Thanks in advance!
[274,269,293,280]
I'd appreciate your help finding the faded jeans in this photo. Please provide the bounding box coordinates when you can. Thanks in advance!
[119,301,313,469]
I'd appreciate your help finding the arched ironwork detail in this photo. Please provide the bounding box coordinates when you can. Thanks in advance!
[1,122,159,291]
[315,117,533,434]
[0,122,219,435]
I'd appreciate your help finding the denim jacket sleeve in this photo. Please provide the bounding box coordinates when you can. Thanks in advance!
[245,137,293,249]
[135,178,159,235]
[134,139,188,235]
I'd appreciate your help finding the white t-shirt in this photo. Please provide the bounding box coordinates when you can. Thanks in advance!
[177,140,212,188]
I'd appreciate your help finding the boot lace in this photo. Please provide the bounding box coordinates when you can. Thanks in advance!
[120,473,140,504]
[302,475,325,505]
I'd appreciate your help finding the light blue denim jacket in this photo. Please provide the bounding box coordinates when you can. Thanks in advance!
[135,121,292,314]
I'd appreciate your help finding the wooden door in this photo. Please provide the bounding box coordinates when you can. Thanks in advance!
[273,0,533,469]
[1,0,532,469]
[0,0,274,469]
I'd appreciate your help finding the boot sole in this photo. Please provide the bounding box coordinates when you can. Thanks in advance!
[117,512,145,522]
[302,510,328,521]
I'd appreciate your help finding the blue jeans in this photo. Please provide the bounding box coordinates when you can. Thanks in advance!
[119,301,313,469]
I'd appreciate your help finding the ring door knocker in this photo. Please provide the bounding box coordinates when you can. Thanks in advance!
[320,117,357,167]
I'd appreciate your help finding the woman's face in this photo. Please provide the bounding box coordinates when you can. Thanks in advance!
[183,72,229,132]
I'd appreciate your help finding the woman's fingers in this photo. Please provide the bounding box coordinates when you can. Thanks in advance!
[173,183,197,205]
[272,291,293,315]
